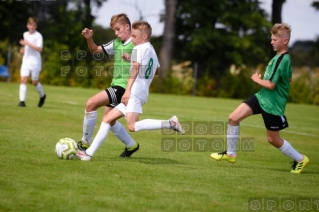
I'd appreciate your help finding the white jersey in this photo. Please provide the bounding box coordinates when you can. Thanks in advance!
[130,42,160,103]
[21,30,43,71]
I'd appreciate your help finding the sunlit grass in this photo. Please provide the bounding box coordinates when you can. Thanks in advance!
[0,82,318,212]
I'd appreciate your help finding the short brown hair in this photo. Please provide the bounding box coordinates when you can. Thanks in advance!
[132,20,152,40]
[27,17,38,25]
[271,23,291,40]
[110,13,131,28]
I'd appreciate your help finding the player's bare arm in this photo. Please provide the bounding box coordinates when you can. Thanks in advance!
[19,39,42,52]
[122,52,131,62]
[81,28,103,54]
[121,61,140,105]
[251,72,276,90]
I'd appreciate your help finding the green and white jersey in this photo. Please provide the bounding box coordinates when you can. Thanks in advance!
[130,42,160,104]
[255,53,292,116]
[102,38,134,89]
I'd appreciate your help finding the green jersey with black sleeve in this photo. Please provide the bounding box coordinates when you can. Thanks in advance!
[101,38,134,89]
[255,52,292,116]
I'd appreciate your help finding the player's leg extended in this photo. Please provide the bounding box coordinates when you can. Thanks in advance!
[126,112,140,132]
[123,94,185,134]
[80,90,110,147]
[77,108,124,160]
[110,111,139,157]
[211,103,253,163]
[228,102,254,125]
[227,103,253,155]
[267,130,309,173]
[86,108,124,156]
[133,116,184,134]
[31,70,46,107]
[107,105,137,150]
[112,101,140,157]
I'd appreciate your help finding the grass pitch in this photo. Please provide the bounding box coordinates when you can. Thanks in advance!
[0,82,318,212]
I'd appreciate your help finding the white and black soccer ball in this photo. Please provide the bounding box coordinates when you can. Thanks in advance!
[55,138,78,160]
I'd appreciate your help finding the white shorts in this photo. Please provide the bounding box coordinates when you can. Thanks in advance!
[20,65,41,81]
[115,94,144,115]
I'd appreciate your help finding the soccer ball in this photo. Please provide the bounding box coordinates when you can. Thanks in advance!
[55,138,78,160]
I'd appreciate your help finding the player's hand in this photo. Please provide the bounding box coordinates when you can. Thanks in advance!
[81,28,93,39]
[20,47,24,54]
[121,91,131,106]
[251,72,262,82]
[122,53,131,62]
[19,39,27,46]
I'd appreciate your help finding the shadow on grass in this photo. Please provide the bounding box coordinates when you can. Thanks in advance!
[268,168,319,175]
[213,162,318,175]
[106,156,183,165]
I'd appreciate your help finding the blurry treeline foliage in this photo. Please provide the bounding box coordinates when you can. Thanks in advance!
[173,0,273,83]
[0,0,318,105]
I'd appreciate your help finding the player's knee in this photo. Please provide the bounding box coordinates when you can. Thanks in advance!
[109,120,116,126]
[103,116,115,125]
[267,135,275,143]
[127,124,136,132]
[85,98,96,111]
[32,81,38,86]
[104,119,112,125]
[228,113,239,125]
[20,78,27,84]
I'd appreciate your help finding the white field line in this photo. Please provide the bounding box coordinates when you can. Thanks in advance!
[242,123,318,137]
[145,111,318,137]
[64,101,78,105]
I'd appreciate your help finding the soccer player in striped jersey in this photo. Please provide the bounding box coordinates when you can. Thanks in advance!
[210,23,309,174]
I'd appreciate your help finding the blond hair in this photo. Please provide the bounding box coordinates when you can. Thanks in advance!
[132,20,152,40]
[110,13,131,28]
[271,23,291,40]
[27,17,38,25]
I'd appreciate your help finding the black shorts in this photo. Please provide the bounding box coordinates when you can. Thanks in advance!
[243,95,289,131]
[105,86,125,108]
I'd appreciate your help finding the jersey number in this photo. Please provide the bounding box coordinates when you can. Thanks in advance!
[145,58,153,79]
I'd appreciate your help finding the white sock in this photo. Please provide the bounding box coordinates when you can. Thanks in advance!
[134,119,170,132]
[19,84,27,102]
[226,124,240,157]
[81,110,97,144]
[36,82,45,97]
[111,121,136,147]
[86,122,111,156]
[278,139,303,162]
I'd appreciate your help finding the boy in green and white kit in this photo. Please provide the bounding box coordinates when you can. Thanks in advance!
[78,13,139,157]
[77,21,184,161]
[210,23,309,173]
